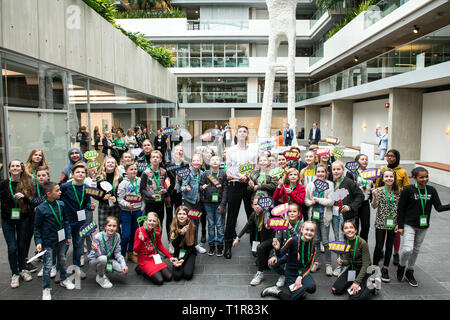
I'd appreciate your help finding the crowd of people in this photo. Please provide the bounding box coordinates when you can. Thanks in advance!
[1,124,449,301]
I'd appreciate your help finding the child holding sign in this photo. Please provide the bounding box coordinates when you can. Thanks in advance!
[304,164,335,276]
[88,216,128,288]
[396,167,450,287]
[247,154,277,199]
[300,151,317,187]
[233,195,275,286]
[118,161,143,262]
[273,168,305,219]
[200,155,228,256]
[371,168,400,283]
[134,212,177,285]
[35,181,75,300]
[261,221,317,300]
[169,206,196,281]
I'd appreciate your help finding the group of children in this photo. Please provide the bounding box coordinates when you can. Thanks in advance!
[1,130,449,301]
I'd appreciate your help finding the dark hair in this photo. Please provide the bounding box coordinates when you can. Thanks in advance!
[234,125,249,144]
[411,166,428,178]
[72,161,87,174]
[341,220,357,232]
[42,181,58,196]
[355,153,368,162]
[378,168,400,194]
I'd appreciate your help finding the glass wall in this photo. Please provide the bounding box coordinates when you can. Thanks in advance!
[178,77,247,103]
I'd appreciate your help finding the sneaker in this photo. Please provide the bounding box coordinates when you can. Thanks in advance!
[10,274,20,289]
[54,272,60,283]
[405,269,418,287]
[261,285,280,297]
[393,253,399,266]
[311,262,320,273]
[60,278,75,290]
[127,252,138,263]
[42,288,52,300]
[250,271,264,286]
[381,268,391,283]
[37,267,43,277]
[276,275,285,287]
[25,262,38,273]
[224,246,232,259]
[168,243,174,255]
[208,244,215,256]
[80,270,86,280]
[396,265,406,282]
[320,243,325,253]
[19,269,32,282]
[333,266,343,277]
[195,244,207,254]
[325,264,333,276]
[80,255,85,267]
[216,245,224,257]
[50,265,57,278]
[96,275,113,289]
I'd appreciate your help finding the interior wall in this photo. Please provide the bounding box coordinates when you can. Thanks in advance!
[352,98,389,147]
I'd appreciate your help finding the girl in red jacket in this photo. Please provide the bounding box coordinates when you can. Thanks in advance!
[273,168,306,220]
[134,212,178,285]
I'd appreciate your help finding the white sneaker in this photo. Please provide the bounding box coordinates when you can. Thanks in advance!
[261,285,280,297]
[168,243,174,255]
[37,267,43,277]
[195,244,206,254]
[311,262,321,273]
[19,269,32,282]
[50,265,57,278]
[42,288,52,300]
[320,243,325,253]
[326,264,333,276]
[10,274,20,288]
[250,271,264,286]
[80,255,85,266]
[60,278,75,290]
[96,275,113,289]
[276,275,285,287]
[333,265,343,277]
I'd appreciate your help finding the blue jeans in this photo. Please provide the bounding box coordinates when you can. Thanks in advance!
[313,215,331,265]
[120,210,142,256]
[43,242,68,289]
[203,203,225,245]
[285,272,316,300]
[67,221,84,267]
[83,210,93,252]
[2,218,29,275]
[269,255,288,276]
[332,213,344,242]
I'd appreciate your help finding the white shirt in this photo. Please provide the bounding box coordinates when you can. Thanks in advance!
[226,143,258,181]
[312,128,317,139]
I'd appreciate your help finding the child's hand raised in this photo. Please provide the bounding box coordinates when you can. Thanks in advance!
[138,231,144,241]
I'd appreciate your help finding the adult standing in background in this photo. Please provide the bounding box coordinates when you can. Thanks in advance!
[212,124,221,146]
[376,127,388,160]
[308,122,321,145]
[283,123,294,146]
[154,129,168,165]
[93,126,101,151]
[223,125,232,148]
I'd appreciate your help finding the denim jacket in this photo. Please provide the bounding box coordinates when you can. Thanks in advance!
[181,167,203,205]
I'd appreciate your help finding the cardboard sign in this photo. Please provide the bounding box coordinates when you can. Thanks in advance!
[175,167,191,179]
[138,162,149,172]
[162,127,175,135]
[200,132,212,141]
[345,161,360,173]
[227,166,240,177]
[99,181,113,193]
[87,161,100,171]
[326,136,340,145]
[85,187,105,198]
[124,195,142,203]
[330,188,350,202]
[271,203,289,217]
[259,140,275,151]
[257,196,274,212]
[333,147,344,158]
[268,218,289,230]
[316,148,330,156]
[166,163,180,172]
[207,174,222,188]
[283,150,301,161]
[269,167,284,178]
[328,241,351,254]
[79,221,97,239]
[314,179,329,193]
[164,177,171,189]
[84,150,99,161]
[188,209,202,220]
[360,168,381,180]
[239,163,255,175]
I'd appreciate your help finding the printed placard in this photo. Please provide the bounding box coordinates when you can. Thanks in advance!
[124,195,142,203]
[333,147,344,158]
[187,209,202,220]
[257,196,274,212]
[166,163,180,172]
[360,168,381,180]
[239,163,255,175]
[200,132,212,141]
[314,179,329,193]
[345,161,360,173]
[85,187,105,198]
[138,162,149,172]
[164,177,171,189]
[84,150,99,161]
[259,140,275,151]
[316,148,330,156]
[271,203,289,217]
[87,161,100,171]
[227,166,240,177]
[269,167,284,178]
[283,150,301,161]
[99,181,113,193]
[328,241,351,254]
[326,136,340,145]
[268,218,289,230]
[162,127,175,135]
[79,221,97,239]
[207,174,222,188]
[175,167,191,180]
[330,188,350,202]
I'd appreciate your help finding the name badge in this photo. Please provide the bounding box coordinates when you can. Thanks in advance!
[178,249,186,259]
[57,229,66,242]
[153,254,162,264]
[419,215,428,227]
[385,217,394,228]
[312,209,321,220]
[348,270,356,282]
[106,261,113,273]
[252,241,260,253]
[77,210,86,221]
[332,206,339,216]
[11,208,21,220]
[211,193,219,203]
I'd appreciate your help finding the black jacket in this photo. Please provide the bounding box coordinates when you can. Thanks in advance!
[334,176,364,220]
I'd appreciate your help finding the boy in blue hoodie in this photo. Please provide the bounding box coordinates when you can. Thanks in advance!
[35,181,75,300]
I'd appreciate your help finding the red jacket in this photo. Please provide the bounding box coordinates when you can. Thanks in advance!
[273,184,306,219]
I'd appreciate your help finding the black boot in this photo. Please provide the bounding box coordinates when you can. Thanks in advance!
[224,245,232,259]
[396,265,405,282]
[216,244,224,257]
[393,253,399,266]
[208,244,215,256]
[405,269,418,287]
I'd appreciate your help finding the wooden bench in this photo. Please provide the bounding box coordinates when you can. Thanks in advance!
[415,162,450,172]
[415,162,450,188]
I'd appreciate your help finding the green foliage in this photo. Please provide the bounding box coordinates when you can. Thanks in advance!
[82,0,174,67]
[114,8,185,19]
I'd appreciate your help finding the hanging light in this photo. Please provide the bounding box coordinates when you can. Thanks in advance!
[413,25,419,34]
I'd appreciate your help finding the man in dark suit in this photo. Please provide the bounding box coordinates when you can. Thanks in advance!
[308,122,321,145]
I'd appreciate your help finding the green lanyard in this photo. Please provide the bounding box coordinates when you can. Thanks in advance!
[151,168,161,189]
[9,179,18,208]
[32,170,41,197]
[254,214,259,242]
[144,225,157,253]
[300,237,311,267]
[383,186,395,216]
[128,177,138,195]
[297,161,301,173]
[72,181,85,210]
[358,170,368,189]
[288,184,296,204]
[144,157,151,169]
[288,220,299,238]
[45,200,62,229]
[334,176,344,191]
[346,236,358,270]
[102,232,116,259]
[305,165,316,184]
[416,183,428,215]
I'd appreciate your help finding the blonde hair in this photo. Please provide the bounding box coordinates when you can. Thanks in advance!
[284,167,300,185]
[169,206,194,246]
[146,212,162,231]
[298,220,316,261]
[24,149,50,178]
[8,160,33,212]
[97,156,121,191]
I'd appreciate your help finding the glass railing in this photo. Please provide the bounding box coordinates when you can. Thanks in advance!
[309,9,326,29]
[177,91,318,104]
[364,0,410,29]
[187,20,249,31]
[174,57,249,68]
[299,24,450,100]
